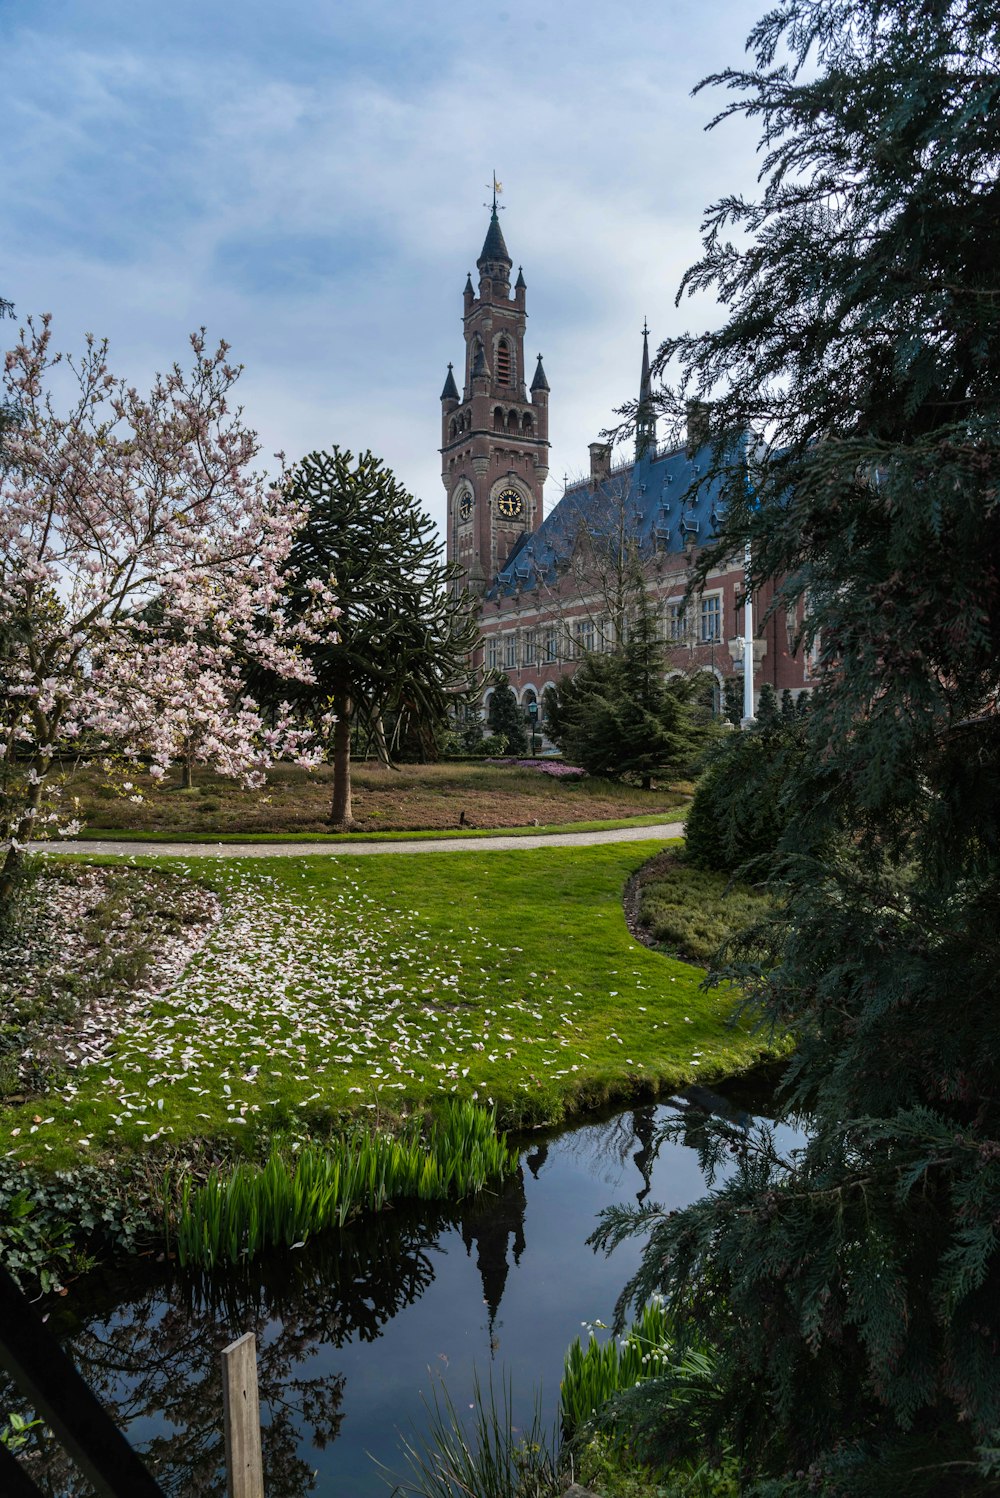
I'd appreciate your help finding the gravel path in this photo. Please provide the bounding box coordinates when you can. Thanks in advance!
[30,822,685,859]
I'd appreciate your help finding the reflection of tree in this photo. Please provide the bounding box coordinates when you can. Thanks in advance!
[459,1168,527,1342]
[630,1105,657,1204]
[11,1209,453,1498]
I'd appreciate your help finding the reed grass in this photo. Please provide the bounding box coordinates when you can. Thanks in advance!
[561,1298,673,1433]
[380,1367,560,1498]
[167,1100,516,1269]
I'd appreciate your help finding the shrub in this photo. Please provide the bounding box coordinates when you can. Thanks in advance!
[684,714,807,877]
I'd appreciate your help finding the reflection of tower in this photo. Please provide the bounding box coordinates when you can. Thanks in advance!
[631,1105,657,1204]
[460,1167,528,1349]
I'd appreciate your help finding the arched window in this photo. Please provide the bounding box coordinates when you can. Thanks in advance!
[449,419,457,439]
[521,413,533,434]
[493,406,505,431]
[496,339,512,385]
[507,410,519,433]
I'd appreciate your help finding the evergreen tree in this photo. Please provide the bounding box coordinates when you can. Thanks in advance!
[722,675,743,727]
[262,448,480,829]
[486,676,528,755]
[548,591,710,788]
[594,2,1000,1490]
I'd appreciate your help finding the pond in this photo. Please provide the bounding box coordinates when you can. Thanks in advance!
[15,1076,801,1497]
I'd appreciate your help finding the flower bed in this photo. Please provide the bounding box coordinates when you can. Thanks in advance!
[484,758,586,780]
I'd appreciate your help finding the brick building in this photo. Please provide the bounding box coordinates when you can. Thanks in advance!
[439,207,814,724]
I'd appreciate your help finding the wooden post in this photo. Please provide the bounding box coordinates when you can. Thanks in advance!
[221,1333,264,1498]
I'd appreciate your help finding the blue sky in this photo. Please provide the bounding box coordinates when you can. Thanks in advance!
[2,0,767,538]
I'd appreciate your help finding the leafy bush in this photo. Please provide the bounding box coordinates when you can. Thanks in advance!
[635,855,773,965]
[563,1301,738,1497]
[0,1159,157,1293]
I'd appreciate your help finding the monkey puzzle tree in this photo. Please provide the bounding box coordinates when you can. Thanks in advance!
[593,2,1000,1491]
[269,448,480,829]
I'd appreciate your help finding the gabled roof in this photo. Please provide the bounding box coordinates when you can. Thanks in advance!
[487,441,728,600]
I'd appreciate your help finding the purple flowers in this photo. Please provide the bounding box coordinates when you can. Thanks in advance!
[486,758,586,780]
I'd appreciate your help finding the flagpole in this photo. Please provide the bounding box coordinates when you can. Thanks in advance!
[742,538,755,724]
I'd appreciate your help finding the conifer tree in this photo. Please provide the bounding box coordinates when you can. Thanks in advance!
[593,2,1000,1489]
[486,675,528,755]
[264,448,479,829]
[548,590,709,787]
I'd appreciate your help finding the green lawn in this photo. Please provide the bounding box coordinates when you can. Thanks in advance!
[2,842,775,1168]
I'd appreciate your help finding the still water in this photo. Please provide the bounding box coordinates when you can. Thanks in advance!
[22,1081,800,1497]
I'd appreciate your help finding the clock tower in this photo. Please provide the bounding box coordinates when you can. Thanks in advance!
[440,203,550,593]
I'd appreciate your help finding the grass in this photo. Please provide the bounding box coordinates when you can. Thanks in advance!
[1,841,777,1170]
[168,1099,518,1268]
[633,850,774,966]
[69,811,685,844]
[58,760,690,838]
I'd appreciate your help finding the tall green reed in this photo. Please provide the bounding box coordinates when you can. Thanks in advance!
[560,1297,673,1433]
[166,1100,517,1269]
[379,1368,560,1498]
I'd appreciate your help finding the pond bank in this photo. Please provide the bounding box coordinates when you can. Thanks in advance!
[5,1086,802,1497]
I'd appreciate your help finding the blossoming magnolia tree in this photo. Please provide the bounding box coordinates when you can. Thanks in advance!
[0,317,338,894]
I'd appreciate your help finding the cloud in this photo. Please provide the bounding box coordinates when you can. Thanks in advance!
[2,0,767,529]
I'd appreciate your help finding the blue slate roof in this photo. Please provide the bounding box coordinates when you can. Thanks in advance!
[487,441,727,599]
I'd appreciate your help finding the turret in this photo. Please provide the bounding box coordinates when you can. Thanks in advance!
[477,206,512,299]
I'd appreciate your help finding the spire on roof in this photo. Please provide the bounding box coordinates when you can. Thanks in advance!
[471,340,488,380]
[530,353,549,393]
[440,362,459,401]
[464,272,474,296]
[636,319,656,458]
[478,207,512,269]
[640,319,651,405]
[515,265,526,290]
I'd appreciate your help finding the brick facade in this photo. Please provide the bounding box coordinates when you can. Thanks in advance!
[439,210,814,722]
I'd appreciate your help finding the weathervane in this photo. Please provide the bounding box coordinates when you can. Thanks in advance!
[484,174,505,213]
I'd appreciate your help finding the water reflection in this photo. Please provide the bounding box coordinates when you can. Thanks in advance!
[8,1085,799,1498]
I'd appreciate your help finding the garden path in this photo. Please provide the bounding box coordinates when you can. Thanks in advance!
[30,823,685,858]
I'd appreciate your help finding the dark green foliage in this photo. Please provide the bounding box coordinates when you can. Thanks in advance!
[722,677,743,727]
[779,689,796,721]
[487,675,528,755]
[255,447,480,823]
[754,682,778,725]
[597,0,1000,1489]
[684,713,807,877]
[547,593,712,788]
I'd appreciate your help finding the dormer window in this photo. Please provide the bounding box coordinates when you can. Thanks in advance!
[496,339,512,386]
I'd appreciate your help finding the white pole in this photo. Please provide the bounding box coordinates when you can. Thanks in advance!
[742,539,755,725]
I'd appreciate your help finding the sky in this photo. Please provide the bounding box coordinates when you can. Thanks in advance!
[1,0,768,541]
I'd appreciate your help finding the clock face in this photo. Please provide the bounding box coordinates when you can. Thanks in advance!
[458,493,472,521]
[496,488,524,520]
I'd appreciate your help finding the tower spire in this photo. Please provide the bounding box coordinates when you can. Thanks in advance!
[636,319,656,459]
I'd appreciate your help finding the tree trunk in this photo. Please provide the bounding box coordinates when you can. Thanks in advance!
[181,755,194,790]
[370,709,391,771]
[329,691,355,829]
[0,765,45,908]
